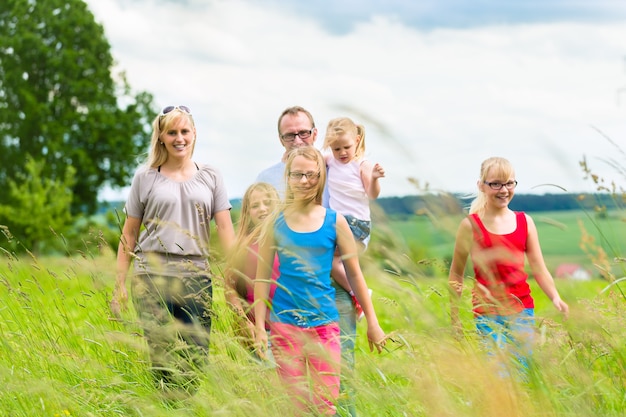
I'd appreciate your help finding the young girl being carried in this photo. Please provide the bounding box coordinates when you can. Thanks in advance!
[225,182,280,362]
[253,146,387,416]
[323,117,385,319]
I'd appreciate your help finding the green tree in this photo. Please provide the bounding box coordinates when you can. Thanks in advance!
[0,0,155,216]
[0,156,75,253]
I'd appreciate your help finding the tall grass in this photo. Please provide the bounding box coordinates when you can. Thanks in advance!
[0,226,624,416]
[1,139,625,415]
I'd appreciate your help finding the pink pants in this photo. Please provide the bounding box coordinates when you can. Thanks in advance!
[270,321,341,415]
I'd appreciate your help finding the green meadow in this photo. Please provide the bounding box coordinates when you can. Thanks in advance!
[0,208,624,416]
[385,209,626,273]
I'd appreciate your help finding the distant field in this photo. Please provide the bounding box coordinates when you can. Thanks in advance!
[382,209,626,275]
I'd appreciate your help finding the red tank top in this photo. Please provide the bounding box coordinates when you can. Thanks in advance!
[244,243,279,329]
[469,212,534,315]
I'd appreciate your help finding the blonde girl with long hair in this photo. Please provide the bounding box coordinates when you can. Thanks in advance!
[449,156,568,377]
[254,146,387,415]
[225,182,280,359]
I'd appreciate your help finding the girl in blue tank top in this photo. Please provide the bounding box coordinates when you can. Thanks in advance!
[253,146,387,416]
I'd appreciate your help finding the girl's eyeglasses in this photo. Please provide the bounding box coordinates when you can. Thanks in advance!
[483,180,517,190]
[159,105,192,117]
[288,171,320,181]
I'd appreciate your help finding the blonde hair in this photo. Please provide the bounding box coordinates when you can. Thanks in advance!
[146,109,196,168]
[257,147,327,247]
[227,182,280,298]
[284,146,327,206]
[323,117,366,160]
[469,157,515,216]
[236,182,280,244]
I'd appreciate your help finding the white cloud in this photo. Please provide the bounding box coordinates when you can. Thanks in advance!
[88,0,626,200]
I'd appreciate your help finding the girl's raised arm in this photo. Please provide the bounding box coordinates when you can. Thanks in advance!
[360,160,384,200]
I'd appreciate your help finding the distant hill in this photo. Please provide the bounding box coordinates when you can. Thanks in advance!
[101,192,621,218]
[374,192,622,219]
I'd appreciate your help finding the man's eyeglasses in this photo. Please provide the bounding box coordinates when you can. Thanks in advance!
[484,180,518,190]
[160,105,192,117]
[281,128,314,143]
[288,171,320,181]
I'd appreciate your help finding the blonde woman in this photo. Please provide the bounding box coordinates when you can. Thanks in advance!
[112,105,235,392]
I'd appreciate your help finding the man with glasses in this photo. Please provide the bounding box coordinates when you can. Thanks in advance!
[256,106,318,197]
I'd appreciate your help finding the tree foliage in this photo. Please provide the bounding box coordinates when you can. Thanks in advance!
[0,0,155,217]
[0,155,75,253]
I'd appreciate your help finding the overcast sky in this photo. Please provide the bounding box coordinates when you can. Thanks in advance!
[85,0,626,200]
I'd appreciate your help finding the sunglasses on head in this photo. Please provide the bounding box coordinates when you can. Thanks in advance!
[159,105,192,117]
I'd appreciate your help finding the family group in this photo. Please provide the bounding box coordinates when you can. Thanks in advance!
[110,105,568,416]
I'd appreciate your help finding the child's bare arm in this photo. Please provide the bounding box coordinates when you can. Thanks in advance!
[337,214,387,352]
[525,214,569,317]
[448,218,472,327]
[361,160,385,199]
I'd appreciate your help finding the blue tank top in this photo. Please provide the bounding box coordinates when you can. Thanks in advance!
[270,209,339,327]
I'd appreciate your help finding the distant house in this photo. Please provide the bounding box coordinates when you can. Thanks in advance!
[555,263,592,281]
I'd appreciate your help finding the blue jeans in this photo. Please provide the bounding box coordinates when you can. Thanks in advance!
[475,308,535,378]
[344,215,371,248]
[333,281,357,417]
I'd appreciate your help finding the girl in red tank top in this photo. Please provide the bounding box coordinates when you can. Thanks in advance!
[469,211,533,316]
[225,182,280,360]
[449,157,569,376]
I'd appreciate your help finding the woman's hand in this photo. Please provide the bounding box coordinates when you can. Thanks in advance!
[110,285,128,318]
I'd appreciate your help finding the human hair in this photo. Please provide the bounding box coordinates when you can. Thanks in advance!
[257,147,326,247]
[228,182,280,293]
[277,106,315,134]
[146,109,196,168]
[469,157,516,216]
[323,117,366,160]
[284,146,327,206]
[236,182,280,244]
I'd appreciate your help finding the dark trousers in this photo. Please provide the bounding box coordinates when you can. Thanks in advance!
[132,274,212,391]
